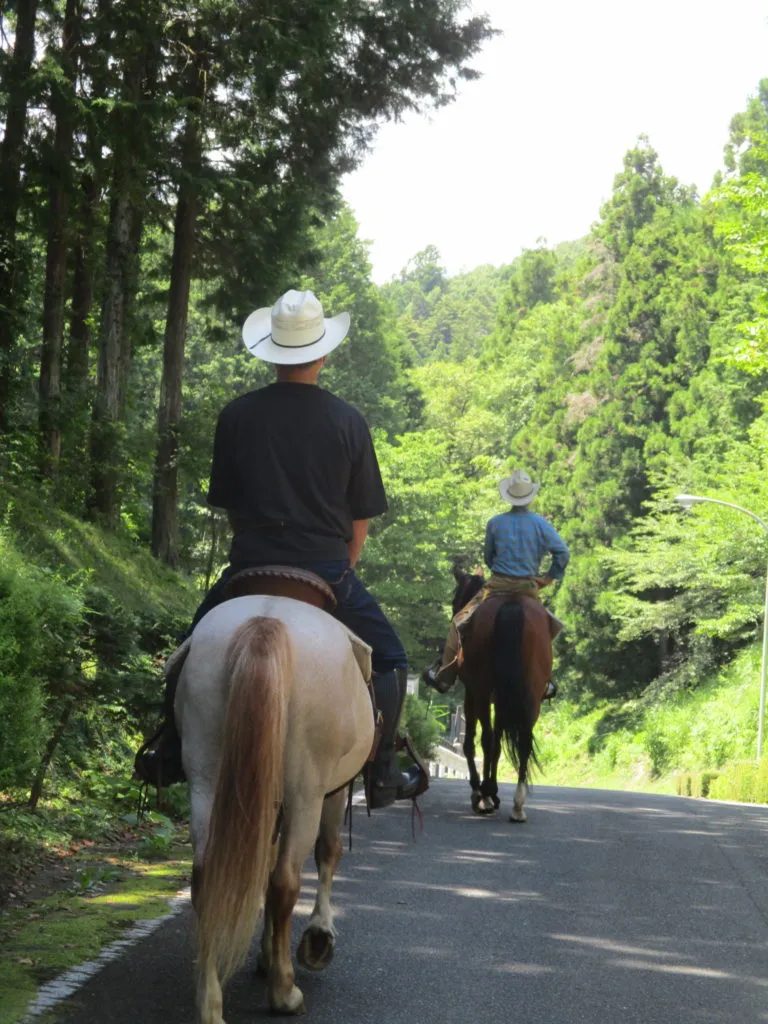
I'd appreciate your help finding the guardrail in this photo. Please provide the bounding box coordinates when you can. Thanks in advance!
[428,742,479,780]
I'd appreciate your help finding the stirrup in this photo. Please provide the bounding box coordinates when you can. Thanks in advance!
[421,659,455,694]
[396,733,429,798]
[134,723,186,788]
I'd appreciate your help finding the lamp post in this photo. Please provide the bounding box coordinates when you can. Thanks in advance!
[675,494,768,761]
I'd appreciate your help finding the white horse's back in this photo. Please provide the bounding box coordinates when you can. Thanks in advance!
[176,595,374,1022]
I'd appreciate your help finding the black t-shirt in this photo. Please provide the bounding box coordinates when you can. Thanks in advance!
[207,382,388,564]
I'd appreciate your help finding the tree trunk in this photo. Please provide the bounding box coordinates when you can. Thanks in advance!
[28,700,74,811]
[88,189,139,523]
[38,0,80,477]
[151,113,202,565]
[0,0,40,433]
[87,48,151,523]
[66,173,98,400]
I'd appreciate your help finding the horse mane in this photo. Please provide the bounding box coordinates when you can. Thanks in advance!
[451,567,485,616]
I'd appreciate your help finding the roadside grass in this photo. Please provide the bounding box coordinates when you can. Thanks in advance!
[0,785,191,1024]
[1,482,198,622]
[495,643,765,798]
[0,809,192,1024]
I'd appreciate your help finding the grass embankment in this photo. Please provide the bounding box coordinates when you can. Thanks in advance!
[1,482,197,624]
[526,643,768,801]
[0,804,191,1024]
[1,483,198,1021]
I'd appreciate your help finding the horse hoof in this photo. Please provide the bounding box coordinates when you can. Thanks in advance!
[269,985,306,1015]
[297,927,335,971]
[509,812,527,823]
[471,791,483,813]
[492,795,500,810]
[478,796,496,815]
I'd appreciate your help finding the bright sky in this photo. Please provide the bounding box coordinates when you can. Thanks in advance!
[342,0,768,283]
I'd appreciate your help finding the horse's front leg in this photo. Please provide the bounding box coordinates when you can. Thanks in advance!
[266,798,324,1014]
[297,788,345,972]
[487,722,502,811]
[461,691,482,812]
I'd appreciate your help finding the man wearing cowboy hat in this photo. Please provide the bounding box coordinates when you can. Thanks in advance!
[422,469,569,694]
[137,289,426,808]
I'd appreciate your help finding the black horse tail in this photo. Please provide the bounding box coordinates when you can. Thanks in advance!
[493,600,539,774]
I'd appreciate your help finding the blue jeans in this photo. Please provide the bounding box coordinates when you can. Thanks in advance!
[186,560,407,673]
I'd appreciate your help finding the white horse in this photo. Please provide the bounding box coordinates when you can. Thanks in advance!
[174,595,375,1021]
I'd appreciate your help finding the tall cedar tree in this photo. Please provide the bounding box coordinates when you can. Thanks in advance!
[37,0,80,477]
[0,0,40,434]
[150,0,493,564]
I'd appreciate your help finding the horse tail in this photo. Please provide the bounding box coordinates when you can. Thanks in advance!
[197,616,290,985]
[493,600,539,774]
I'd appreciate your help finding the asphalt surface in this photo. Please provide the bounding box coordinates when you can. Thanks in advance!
[50,781,768,1024]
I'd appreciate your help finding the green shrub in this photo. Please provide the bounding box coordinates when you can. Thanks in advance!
[700,771,720,797]
[0,538,87,788]
[0,486,195,803]
[708,759,768,803]
[675,773,692,796]
[403,693,446,760]
[643,731,673,778]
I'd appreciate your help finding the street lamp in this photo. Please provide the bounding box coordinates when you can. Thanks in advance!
[675,493,768,760]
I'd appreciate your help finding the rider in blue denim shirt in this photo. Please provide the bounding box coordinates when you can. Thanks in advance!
[424,469,569,694]
[484,507,569,580]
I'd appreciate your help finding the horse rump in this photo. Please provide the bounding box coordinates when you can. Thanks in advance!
[492,600,539,773]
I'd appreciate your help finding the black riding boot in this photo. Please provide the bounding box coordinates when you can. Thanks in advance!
[134,668,186,788]
[367,668,428,809]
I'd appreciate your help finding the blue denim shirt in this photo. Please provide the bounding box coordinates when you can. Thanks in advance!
[484,509,570,580]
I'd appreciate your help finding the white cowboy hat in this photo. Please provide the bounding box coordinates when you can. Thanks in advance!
[499,469,540,505]
[242,289,351,365]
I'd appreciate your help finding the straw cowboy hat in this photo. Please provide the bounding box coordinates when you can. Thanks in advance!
[242,289,350,365]
[498,469,540,505]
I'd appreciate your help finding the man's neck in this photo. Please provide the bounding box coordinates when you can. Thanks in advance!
[276,359,324,385]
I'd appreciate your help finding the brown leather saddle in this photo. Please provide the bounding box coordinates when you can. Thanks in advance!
[221,565,336,612]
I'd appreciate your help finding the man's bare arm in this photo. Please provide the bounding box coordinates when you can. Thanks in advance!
[348,519,369,567]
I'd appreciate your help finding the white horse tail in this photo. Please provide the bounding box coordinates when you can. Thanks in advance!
[197,616,290,985]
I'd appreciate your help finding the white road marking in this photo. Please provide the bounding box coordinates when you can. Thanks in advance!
[22,888,191,1021]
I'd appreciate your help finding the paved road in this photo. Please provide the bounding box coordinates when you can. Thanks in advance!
[50,781,768,1024]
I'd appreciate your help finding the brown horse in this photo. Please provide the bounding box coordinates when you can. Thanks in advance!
[452,568,552,822]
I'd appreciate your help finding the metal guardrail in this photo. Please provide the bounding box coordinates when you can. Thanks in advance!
[429,742,480,780]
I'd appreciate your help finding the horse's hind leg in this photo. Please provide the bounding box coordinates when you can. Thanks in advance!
[476,707,498,815]
[188,784,226,1024]
[510,726,533,823]
[256,839,281,977]
[297,788,345,972]
[265,796,324,1014]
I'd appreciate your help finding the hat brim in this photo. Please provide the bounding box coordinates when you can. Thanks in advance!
[242,308,351,365]
[499,477,540,505]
